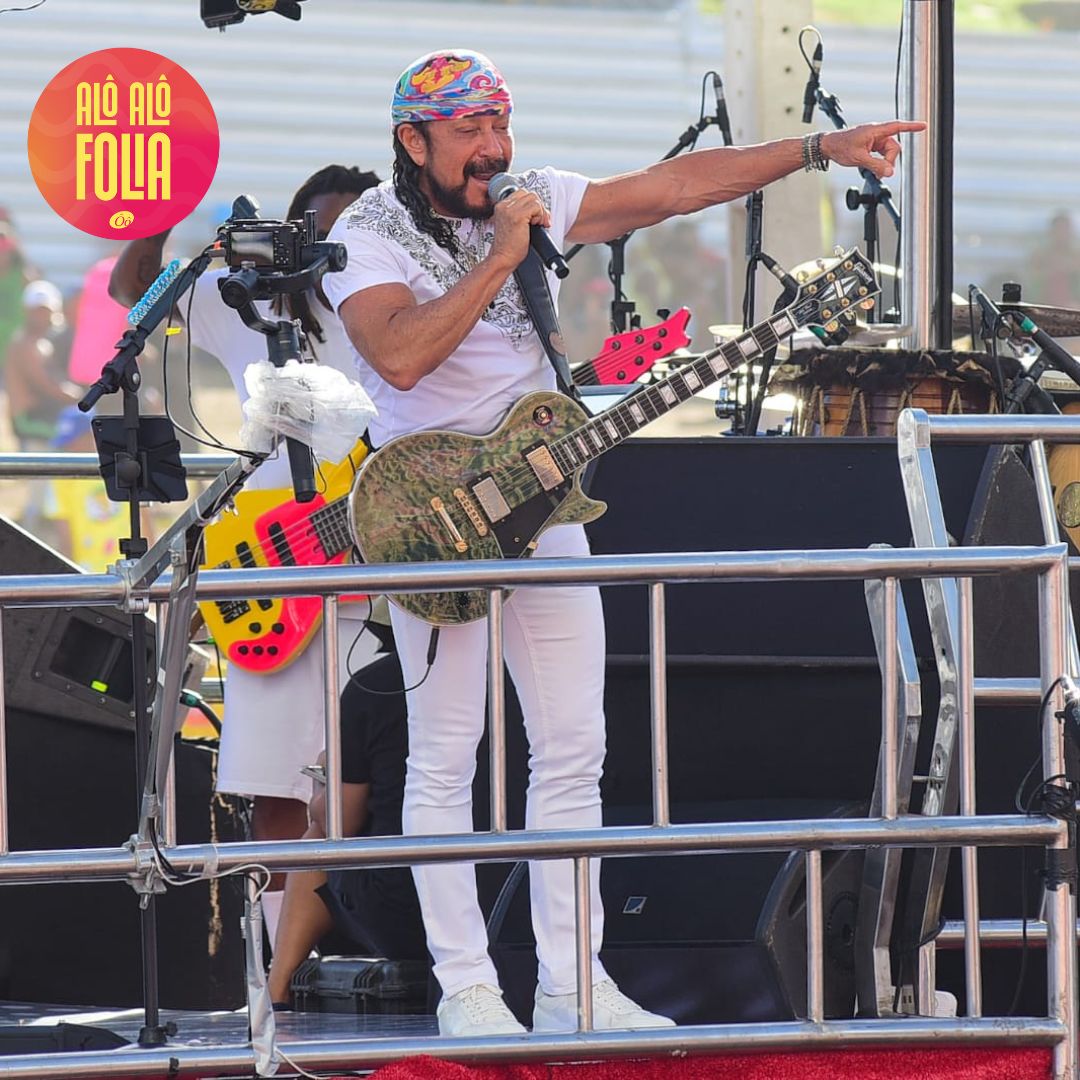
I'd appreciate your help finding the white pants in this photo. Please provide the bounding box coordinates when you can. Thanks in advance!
[391,524,608,998]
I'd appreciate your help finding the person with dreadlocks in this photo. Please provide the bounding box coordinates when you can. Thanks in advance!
[110,164,382,947]
[324,50,923,1038]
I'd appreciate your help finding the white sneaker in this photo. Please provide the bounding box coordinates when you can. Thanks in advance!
[437,983,527,1037]
[533,979,676,1033]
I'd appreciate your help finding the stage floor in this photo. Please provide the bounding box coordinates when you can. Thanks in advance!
[0,999,437,1046]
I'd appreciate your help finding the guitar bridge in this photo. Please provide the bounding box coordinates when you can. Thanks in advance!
[431,497,468,553]
[524,444,565,492]
[453,488,489,537]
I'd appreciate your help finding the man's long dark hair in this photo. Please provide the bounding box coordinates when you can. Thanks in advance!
[392,125,458,253]
[277,164,380,344]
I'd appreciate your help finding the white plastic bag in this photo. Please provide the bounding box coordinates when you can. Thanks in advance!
[239,358,377,464]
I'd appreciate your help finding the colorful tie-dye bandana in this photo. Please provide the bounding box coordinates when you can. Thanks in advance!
[391,50,513,127]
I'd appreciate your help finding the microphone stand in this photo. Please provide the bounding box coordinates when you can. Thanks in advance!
[733,191,764,435]
[565,110,718,335]
[79,255,214,1048]
[814,83,900,323]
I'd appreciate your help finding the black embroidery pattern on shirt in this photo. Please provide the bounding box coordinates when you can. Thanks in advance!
[342,172,555,349]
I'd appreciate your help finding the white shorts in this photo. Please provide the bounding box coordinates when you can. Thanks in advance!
[216,610,381,802]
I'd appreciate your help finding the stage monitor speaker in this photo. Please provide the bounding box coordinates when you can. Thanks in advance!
[0,1024,128,1055]
[487,799,864,1026]
[0,707,246,1010]
[0,519,243,1009]
[0,516,155,731]
[587,437,990,661]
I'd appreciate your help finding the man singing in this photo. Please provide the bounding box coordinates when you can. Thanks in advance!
[324,49,923,1037]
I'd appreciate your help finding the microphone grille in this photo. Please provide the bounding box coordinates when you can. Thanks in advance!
[487,172,517,202]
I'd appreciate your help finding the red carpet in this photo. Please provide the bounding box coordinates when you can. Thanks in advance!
[352,1047,1052,1080]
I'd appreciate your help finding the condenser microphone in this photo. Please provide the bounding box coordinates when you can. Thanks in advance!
[487,173,569,279]
[712,72,733,146]
[802,40,823,124]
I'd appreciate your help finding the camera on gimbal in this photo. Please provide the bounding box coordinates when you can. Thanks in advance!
[215,195,346,309]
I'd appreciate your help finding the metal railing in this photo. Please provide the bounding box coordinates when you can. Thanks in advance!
[896,408,1080,1079]
[0,532,1072,1077]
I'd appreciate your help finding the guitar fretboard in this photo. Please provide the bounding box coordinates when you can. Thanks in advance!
[548,308,796,475]
[310,497,353,558]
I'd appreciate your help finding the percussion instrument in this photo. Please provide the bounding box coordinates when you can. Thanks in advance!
[769,347,1021,437]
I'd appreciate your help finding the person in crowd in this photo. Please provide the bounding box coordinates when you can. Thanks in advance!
[4,279,80,450]
[323,49,923,1036]
[0,219,35,376]
[109,164,382,945]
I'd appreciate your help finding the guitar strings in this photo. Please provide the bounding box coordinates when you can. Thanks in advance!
[216,303,810,570]
[230,327,771,571]
[217,272,851,575]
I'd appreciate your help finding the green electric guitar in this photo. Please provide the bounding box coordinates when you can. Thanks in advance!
[348,250,879,626]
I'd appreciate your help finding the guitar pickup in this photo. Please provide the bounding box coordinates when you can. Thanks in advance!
[471,476,511,523]
[524,444,565,492]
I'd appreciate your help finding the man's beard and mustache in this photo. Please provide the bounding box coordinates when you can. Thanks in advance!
[424,156,510,220]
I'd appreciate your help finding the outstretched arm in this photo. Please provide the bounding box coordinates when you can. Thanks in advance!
[108,229,173,308]
[567,120,925,246]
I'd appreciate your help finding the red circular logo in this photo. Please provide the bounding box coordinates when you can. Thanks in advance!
[28,48,219,240]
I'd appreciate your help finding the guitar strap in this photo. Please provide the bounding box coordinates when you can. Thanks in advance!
[514,250,583,404]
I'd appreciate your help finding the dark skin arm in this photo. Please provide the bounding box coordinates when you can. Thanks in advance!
[108,229,173,308]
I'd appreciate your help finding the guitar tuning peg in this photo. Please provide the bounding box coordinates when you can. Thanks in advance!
[824,320,840,334]
[833,245,845,257]
[858,298,877,311]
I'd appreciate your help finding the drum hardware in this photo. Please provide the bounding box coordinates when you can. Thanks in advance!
[950,300,1080,340]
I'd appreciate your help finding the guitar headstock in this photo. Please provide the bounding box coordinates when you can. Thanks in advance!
[787,248,880,337]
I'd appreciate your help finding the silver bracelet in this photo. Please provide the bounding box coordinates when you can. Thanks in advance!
[802,131,829,172]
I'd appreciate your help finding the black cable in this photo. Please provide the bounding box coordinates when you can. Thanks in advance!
[696,72,711,143]
[798,26,821,75]
[891,912,948,1015]
[344,601,438,695]
[180,689,222,737]
[157,257,257,458]
[0,0,46,11]
[1007,675,1076,1014]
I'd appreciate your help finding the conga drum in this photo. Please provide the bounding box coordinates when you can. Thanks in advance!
[769,347,1016,437]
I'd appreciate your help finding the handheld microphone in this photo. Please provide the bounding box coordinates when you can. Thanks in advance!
[487,173,569,279]
[802,40,823,124]
[712,72,733,147]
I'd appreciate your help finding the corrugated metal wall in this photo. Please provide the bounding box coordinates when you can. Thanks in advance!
[1,1,1077,309]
